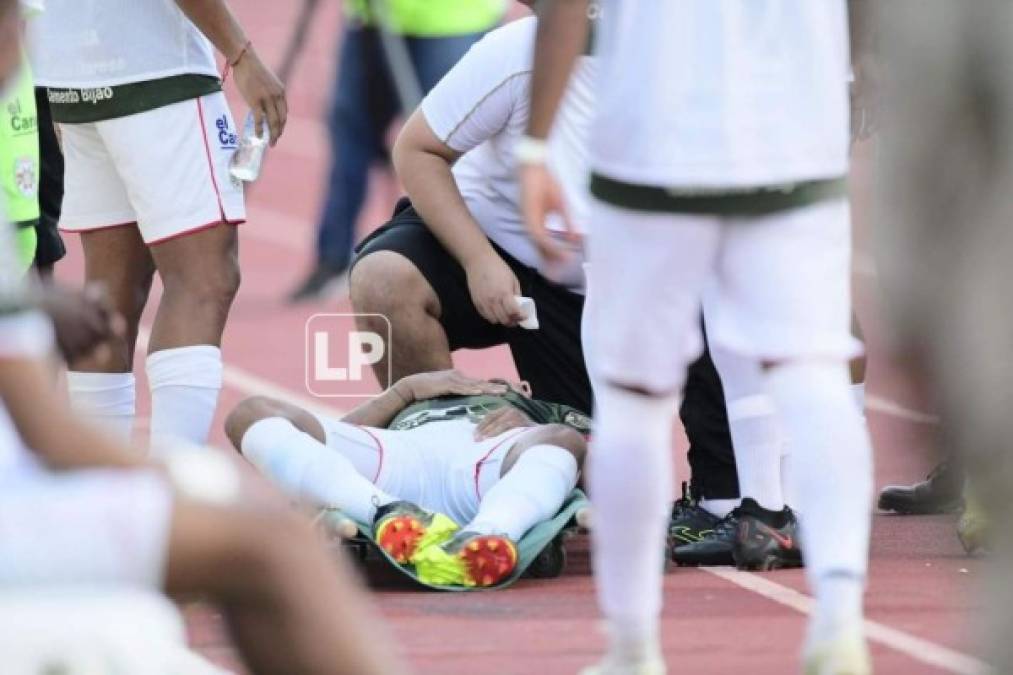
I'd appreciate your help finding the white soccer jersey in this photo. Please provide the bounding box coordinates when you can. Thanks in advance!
[591,0,851,189]
[420,17,596,291]
[28,0,218,88]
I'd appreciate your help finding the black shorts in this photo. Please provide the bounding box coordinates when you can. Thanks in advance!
[33,88,66,268]
[354,198,592,414]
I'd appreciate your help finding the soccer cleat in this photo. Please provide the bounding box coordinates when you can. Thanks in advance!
[372,501,458,565]
[671,507,739,566]
[413,531,518,587]
[877,460,963,515]
[957,486,989,556]
[668,482,721,549]
[803,628,871,675]
[732,498,803,571]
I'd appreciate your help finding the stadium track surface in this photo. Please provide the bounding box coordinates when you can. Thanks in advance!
[54,2,984,672]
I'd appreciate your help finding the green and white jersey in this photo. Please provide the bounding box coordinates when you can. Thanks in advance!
[389,390,592,435]
[590,1,850,200]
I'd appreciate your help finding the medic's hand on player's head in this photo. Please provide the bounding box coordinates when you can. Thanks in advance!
[36,284,126,364]
[519,163,577,265]
[396,369,509,404]
[473,405,535,440]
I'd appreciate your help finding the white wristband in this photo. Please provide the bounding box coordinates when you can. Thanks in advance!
[514,135,549,165]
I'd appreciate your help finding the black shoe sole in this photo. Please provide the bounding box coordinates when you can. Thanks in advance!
[673,553,735,567]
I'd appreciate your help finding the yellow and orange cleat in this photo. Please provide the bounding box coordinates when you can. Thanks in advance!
[372,501,458,565]
[413,531,519,587]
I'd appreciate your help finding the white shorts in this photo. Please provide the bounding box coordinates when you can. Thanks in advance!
[585,197,862,393]
[0,468,174,588]
[316,417,530,527]
[58,91,246,245]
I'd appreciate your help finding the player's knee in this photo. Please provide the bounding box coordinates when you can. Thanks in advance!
[350,251,435,317]
[161,256,241,317]
[540,424,588,469]
[225,396,286,450]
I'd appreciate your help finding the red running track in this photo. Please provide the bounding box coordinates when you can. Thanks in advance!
[53,2,983,673]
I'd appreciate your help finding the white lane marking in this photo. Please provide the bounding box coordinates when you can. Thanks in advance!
[136,327,345,420]
[703,567,989,675]
[865,394,940,425]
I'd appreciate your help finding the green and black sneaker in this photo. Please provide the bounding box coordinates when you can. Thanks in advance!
[672,507,740,566]
[668,482,722,552]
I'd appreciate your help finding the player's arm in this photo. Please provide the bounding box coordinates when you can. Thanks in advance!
[393,113,524,326]
[520,0,589,262]
[340,370,508,428]
[173,0,287,145]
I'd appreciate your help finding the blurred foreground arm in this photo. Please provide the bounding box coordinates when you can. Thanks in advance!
[520,0,589,262]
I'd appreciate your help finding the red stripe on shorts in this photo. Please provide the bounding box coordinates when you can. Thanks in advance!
[195,97,227,223]
[473,429,529,501]
[356,425,386,484]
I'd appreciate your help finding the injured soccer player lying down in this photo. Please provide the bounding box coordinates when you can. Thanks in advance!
[226,369,590,588]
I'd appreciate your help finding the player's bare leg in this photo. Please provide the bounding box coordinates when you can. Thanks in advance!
[68,226,155,441]
[350,251,453,383]
[147,223,240,444]
[165,492,402,675]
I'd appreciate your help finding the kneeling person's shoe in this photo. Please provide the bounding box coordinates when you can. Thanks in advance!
[372,501,458,565]
[878,460,962,515]
[668,482,721,549]
[414,531,518,587]
[671,508,739,566]
[732,498,803,571]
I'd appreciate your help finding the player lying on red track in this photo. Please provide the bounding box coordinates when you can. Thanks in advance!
[226,369,590,587]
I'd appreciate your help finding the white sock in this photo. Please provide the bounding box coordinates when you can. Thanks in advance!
[589,383,678,653]
[147,346,222,445]
[467,444,578,541]
[698,498,739,518]
[810,573,865,644]
[851,382,866,413]
[727,395,785,511]
[709,345,786,512]
[66,371,136,443]
[766,362,872,627]
[240,417,394,523]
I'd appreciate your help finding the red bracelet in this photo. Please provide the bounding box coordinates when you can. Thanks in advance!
[222,39,252,82]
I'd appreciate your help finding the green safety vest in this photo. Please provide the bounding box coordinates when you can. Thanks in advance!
[345,0,504,37]
[0,54,40,272]
[0,57,39,229]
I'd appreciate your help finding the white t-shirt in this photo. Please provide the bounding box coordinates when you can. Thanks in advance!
[420,17,596,292]
[28,0,218,88]
[591,0,850,189]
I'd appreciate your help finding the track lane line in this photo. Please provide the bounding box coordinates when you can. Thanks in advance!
[703,567,989,674]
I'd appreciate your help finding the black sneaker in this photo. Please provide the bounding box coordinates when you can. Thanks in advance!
[878,460,963,515]
[672,506,739,566]
[732,498,803,571]
[287,261,349,303]
[668,482,722,549]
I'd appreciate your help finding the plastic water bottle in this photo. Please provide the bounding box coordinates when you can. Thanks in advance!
[229,111,268,182]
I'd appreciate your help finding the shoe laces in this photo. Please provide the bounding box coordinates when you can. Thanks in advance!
[710,509,741,538]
